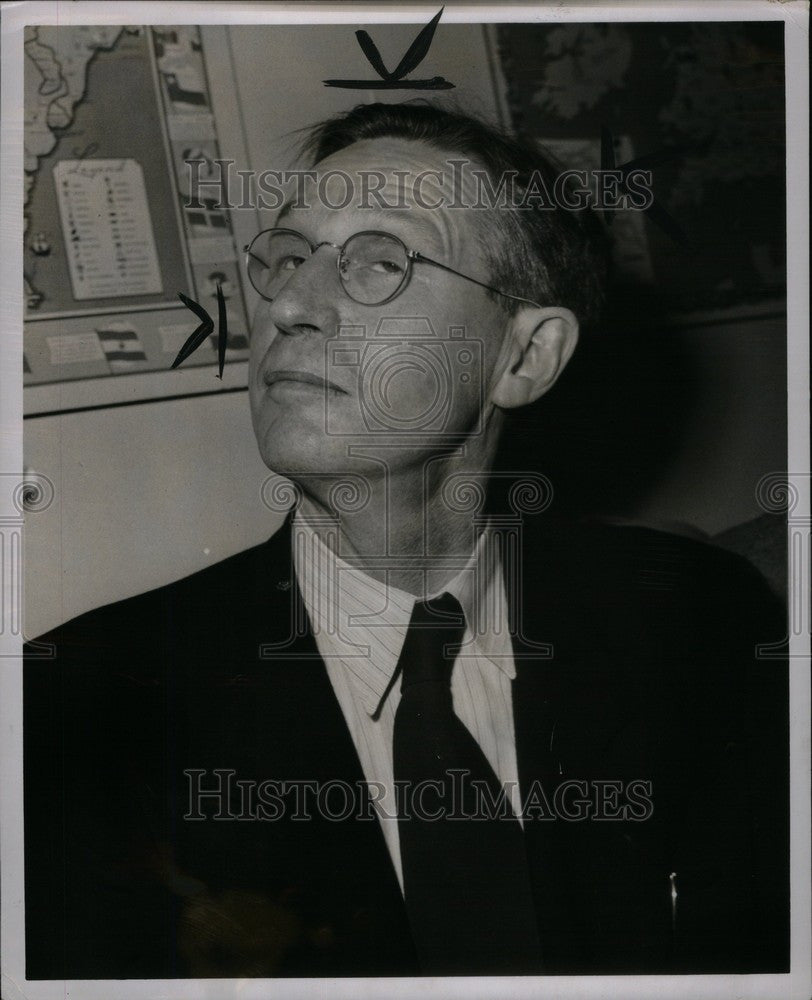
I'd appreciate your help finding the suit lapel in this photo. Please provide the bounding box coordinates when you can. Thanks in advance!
[166,515,415,975]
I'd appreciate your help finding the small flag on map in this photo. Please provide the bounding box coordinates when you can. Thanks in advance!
[96,323,147,371]
[184,197,230,233]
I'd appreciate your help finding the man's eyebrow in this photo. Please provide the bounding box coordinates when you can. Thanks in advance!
[273,202,446,252]
[357,207,444,247]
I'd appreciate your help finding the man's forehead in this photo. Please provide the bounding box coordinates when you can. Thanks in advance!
[277,136,489,253]
[277,198,445,250]
[314,135,452,178]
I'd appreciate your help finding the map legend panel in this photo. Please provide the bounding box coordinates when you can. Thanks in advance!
[54,160,163,300]
[23,24,251,403]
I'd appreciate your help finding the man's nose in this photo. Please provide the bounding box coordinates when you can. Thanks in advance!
[267,248,342,338]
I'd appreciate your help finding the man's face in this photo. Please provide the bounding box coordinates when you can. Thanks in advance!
[248,137,510,482]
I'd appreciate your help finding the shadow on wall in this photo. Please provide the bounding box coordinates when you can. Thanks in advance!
[493,288,789,609]
[495,291,699,524]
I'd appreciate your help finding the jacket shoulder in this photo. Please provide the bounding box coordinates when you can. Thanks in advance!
[25,521,292,670]
[538,516,783,629]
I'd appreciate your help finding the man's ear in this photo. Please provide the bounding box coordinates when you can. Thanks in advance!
[490,306,579,410]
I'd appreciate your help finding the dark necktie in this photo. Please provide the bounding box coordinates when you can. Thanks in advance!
[390,592,542,975]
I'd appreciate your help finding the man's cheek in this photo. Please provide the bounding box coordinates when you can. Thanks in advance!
[355,358,442,433]
[370,366,438,410]
[249,300,277,346]
[249,328,279,380]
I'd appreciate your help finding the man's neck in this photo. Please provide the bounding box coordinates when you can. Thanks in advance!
[295,450,494,597]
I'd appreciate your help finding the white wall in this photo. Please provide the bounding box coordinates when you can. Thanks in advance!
[24,389,277,637]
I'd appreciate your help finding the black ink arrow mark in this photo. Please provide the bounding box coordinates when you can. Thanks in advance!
[324,7,454,90]
[215,283,227,379]
[601,127,689,248]
[171,286,228,378]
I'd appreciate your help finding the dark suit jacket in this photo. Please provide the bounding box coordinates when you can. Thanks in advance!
[24,514,789,978]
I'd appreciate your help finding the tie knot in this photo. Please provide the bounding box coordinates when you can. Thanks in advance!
[412,591,464,624]
[400,592,466,692]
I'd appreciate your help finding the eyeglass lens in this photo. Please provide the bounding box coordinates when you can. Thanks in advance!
[246,230,410,305]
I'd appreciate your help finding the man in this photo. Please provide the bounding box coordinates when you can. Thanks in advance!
[24,103,789,979]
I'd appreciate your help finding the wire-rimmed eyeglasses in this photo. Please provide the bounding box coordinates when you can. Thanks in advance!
[243,228,541,309]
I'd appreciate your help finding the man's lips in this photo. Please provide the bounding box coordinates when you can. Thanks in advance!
[263,369,348,395]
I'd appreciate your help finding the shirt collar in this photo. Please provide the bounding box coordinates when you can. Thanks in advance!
[292,512,515,715]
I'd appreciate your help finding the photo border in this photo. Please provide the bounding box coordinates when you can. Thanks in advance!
[2,3,808,999]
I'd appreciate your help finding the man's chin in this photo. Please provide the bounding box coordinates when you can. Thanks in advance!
[252,408,455,491]
[254,427,364,482]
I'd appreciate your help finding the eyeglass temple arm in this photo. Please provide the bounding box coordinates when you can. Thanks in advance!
[241,239,542,310]
[409,251,542,310]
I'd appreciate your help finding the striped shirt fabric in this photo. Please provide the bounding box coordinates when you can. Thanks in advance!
[292,512,522,892]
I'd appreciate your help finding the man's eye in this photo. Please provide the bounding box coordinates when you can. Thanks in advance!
[279,255,306,271]
[369,259,405,275]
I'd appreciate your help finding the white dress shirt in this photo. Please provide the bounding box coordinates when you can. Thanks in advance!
[292,512,522,891]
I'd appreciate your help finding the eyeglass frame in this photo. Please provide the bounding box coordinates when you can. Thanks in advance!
[243,227,541,309]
